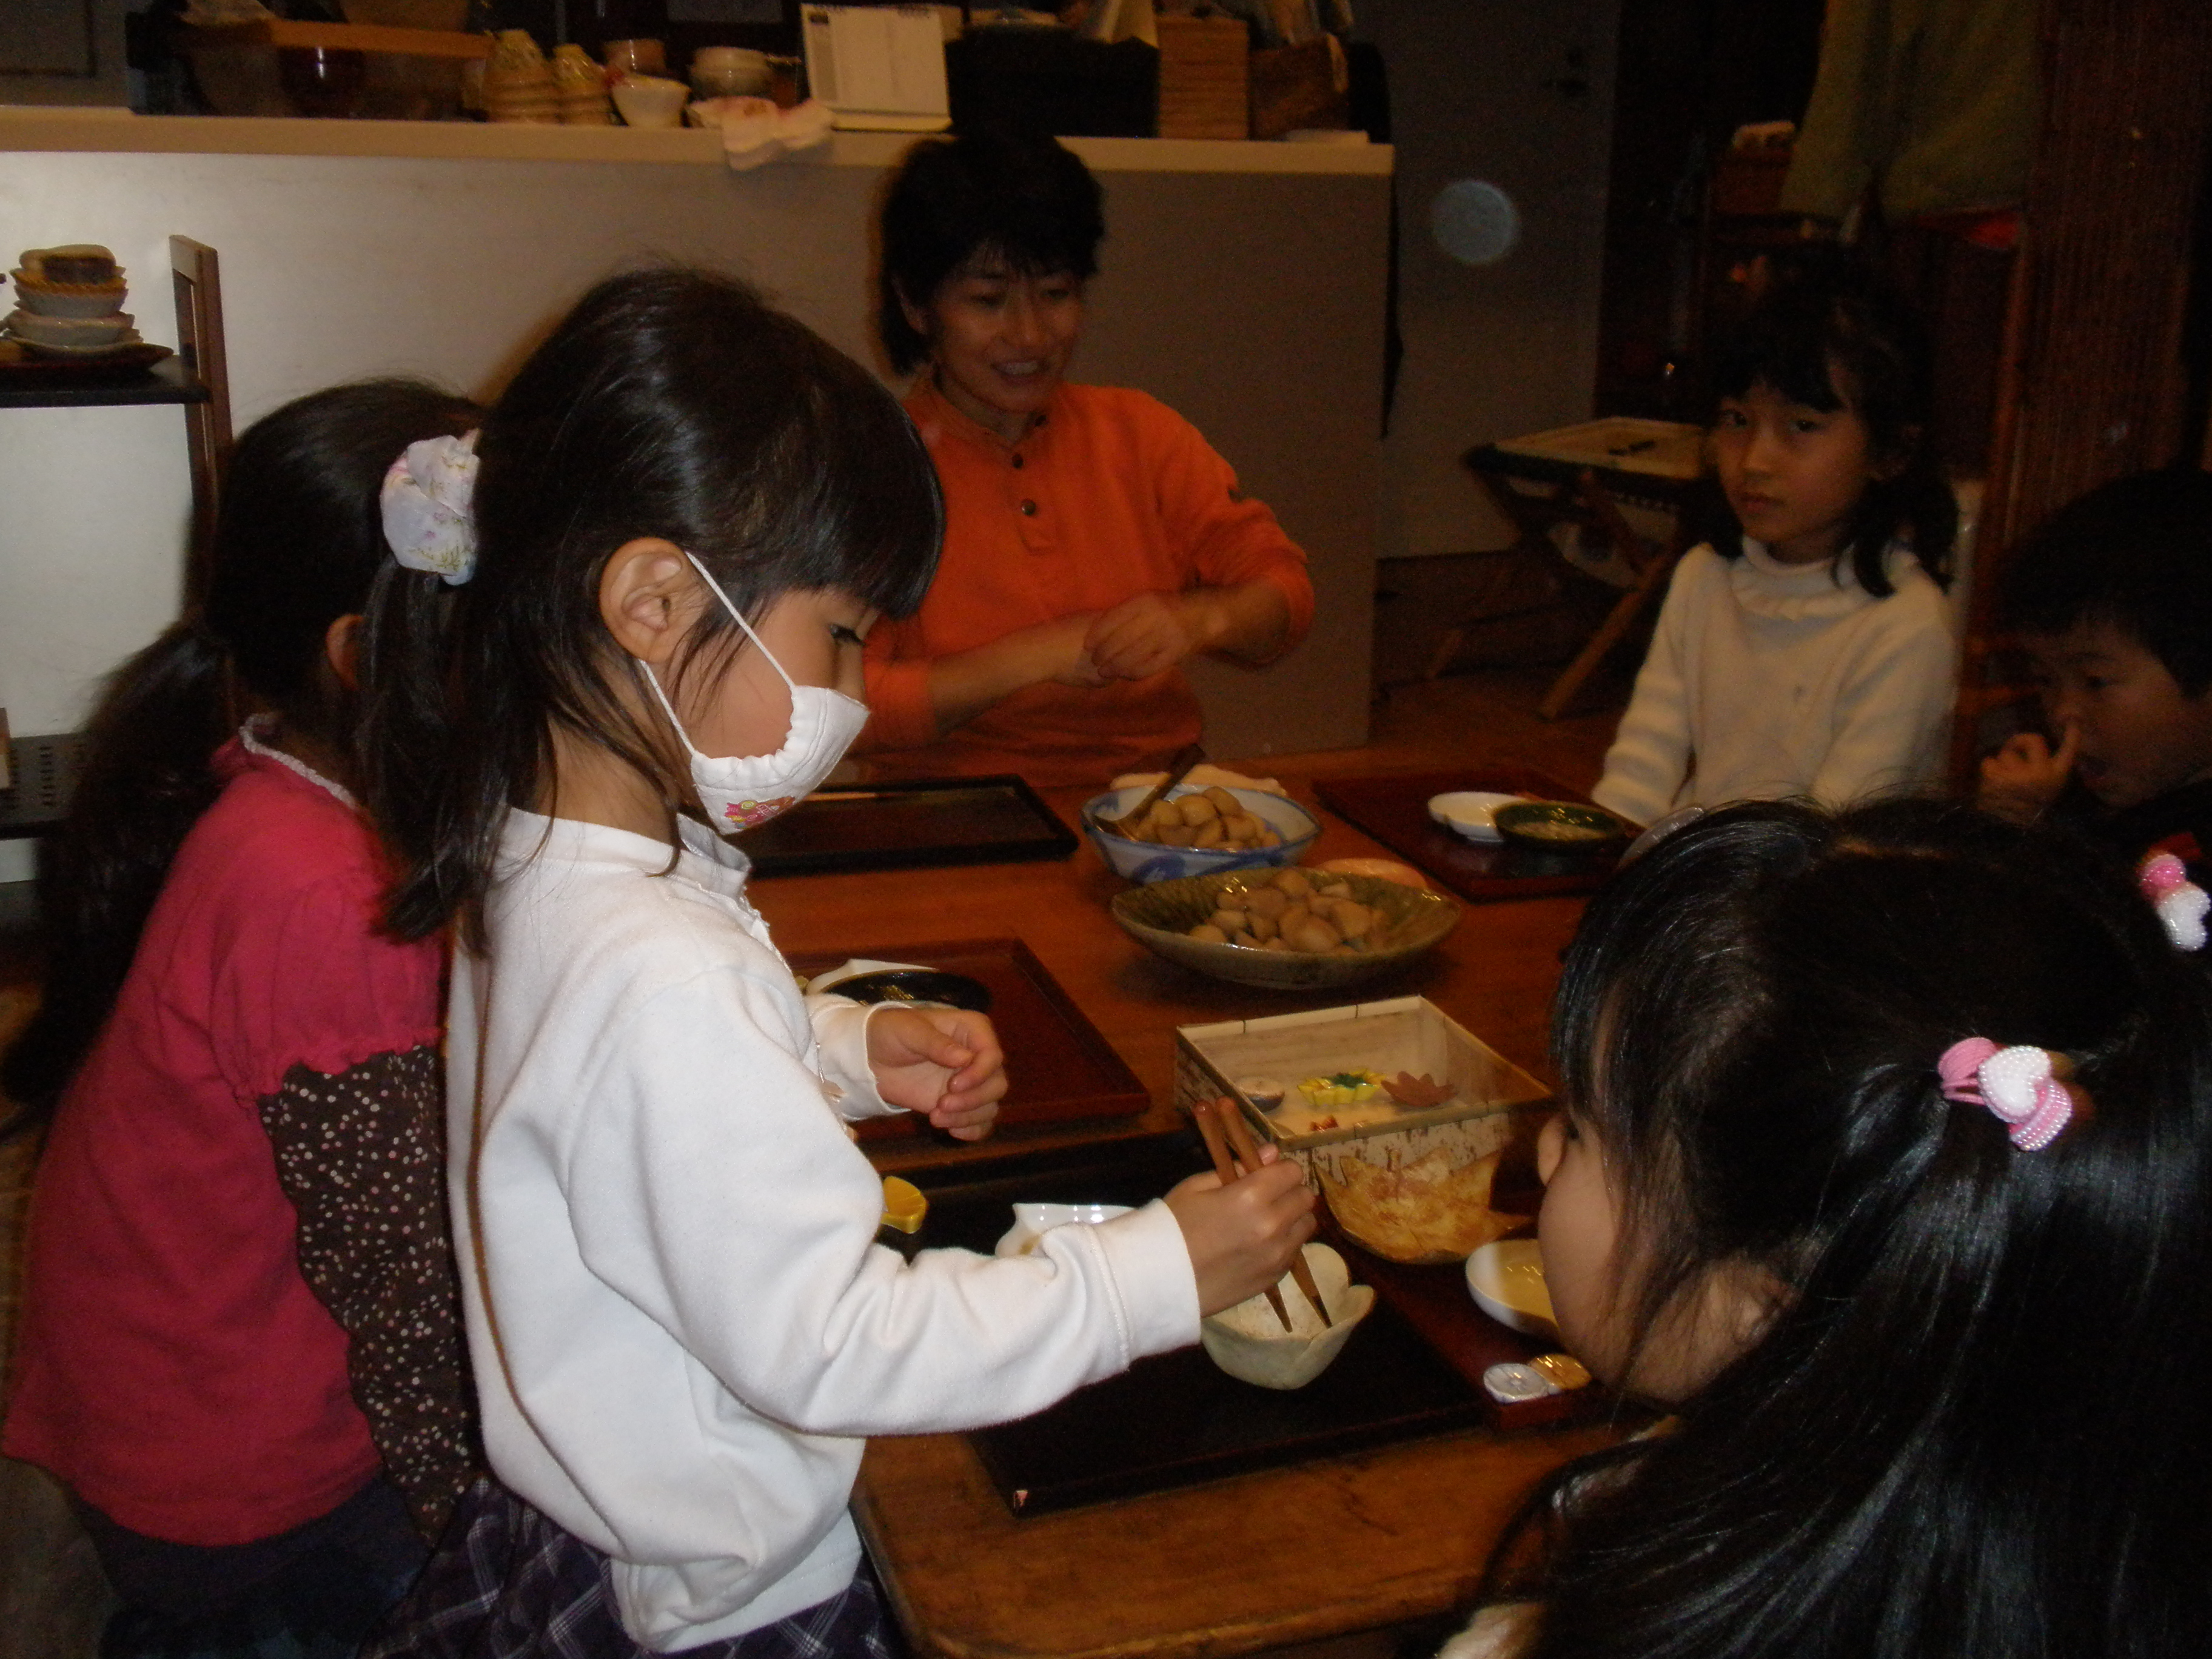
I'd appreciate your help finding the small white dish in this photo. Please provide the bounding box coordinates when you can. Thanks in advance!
[994,1201,1133,1258]
[1427,791,1524,845]
[611,73,689,127]
[1201,1243,1375,1389]
[1466,1238,1558,1338]
[5,308,133,349]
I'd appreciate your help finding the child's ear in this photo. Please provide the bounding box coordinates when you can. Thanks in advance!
[322,613,364,692]
[1870,423,1921,483]
[600,538,698,665]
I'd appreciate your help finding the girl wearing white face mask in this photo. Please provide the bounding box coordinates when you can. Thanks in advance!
[364,272,1316,1659]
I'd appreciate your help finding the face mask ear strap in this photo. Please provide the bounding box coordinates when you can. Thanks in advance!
[683,551,795,695]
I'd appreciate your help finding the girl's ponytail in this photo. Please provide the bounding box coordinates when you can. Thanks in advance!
[0,623,233,1130]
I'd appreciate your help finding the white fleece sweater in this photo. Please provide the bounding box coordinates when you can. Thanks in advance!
[1592,541,1959,828]
[448,811,1200,1652]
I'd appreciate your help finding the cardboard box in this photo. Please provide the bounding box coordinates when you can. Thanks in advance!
[1175,996,1550,1182]
[1156,13,1248,140]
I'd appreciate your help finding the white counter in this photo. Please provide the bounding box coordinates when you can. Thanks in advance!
[0,106,1393,173]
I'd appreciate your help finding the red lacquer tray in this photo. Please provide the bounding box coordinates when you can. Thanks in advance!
[788,937,1148,1142]
[1313,765,1621,903]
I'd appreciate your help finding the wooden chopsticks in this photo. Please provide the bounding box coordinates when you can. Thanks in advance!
[1189,1096,1331,1330]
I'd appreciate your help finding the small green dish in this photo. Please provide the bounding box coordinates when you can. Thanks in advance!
[1490,800,1628,855]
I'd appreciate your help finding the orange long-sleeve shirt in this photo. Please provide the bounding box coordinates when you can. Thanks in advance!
[859,378,1313,786]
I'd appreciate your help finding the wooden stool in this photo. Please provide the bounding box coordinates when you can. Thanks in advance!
[1430,419,1706,719]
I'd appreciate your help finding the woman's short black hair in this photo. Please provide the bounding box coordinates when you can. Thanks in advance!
[1486,798,2212,1658]
[1997,467,2212,695]
[1707,247,1956,597]
[876,130,1106,375]
[382,267,944,944]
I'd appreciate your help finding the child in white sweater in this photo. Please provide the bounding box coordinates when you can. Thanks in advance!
[362,271,1315,1658]
[1593,257,1959,828]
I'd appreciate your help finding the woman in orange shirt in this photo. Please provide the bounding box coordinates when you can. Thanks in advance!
[860,132,1314,786]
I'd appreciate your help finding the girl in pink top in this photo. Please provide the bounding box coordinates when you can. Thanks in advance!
[2,381,482,1657]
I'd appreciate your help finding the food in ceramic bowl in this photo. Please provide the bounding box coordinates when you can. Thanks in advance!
[1200,1243,1373,1389]
[1490,801,1629,854]
[1427,790,1526,844]
[1111,869,1461,990]
[1318,1145,1525,1264]
[1083,785,1319,883]
[1465,1238,1557,1338]
[994,1201,1134,1257]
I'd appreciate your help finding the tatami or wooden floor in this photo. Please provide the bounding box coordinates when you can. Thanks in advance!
[0,657,1629,1659]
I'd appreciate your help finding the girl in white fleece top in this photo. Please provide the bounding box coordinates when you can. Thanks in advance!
[363,272,1315,1659]
[1593,254,1960,829]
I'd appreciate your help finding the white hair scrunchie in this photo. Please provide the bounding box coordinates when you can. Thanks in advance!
[380,430,480,585]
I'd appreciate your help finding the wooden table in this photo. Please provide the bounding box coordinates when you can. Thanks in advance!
[746,778,1601,1658]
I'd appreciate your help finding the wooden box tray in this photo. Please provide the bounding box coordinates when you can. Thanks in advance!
[745,776,1074,879]
[788,938,1146,1141]
[1312,766,1621,903]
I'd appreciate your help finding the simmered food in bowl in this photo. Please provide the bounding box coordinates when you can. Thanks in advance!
[1491,800,1628,853]
[1111,869,1461,990]
[1083,785,1319,883]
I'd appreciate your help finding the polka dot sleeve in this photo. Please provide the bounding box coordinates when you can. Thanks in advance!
[260,1045,478,1540]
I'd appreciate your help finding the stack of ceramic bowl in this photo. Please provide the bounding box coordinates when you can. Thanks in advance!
[5,246,142,358]
[551,44,612,124]
[481,30,559,124]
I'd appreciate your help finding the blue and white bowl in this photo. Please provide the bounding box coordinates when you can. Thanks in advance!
[1081,785,1321,884]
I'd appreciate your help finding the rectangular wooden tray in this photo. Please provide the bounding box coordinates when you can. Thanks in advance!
[788,938,1147,1141]
[745,776,1075,879]
[879,1148,1486,1517]
[1312,766,1621,902]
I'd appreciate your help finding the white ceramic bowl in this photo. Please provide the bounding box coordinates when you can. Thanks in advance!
[1082,785,1319,884]
[11,275,127,318]
[1465,1238,1558,1338]
[611,74,689,127]
[5,309,133,349]
[993,1202,1133,1258]
[1427,791,1525,845]
[1201,1243,1374,1389]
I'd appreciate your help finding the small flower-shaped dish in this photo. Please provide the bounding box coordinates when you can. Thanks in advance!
[993,1202,1134,1258]
[1427,790,1525,844]
[1201,1243,1374,1389]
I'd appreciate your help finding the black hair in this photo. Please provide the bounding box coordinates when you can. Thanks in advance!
[381,268,943,946]
[1997,467,2212,696]
[1708,249,1956,597]
[1,380,481,1134]
[1484,799,2212,1658]
[876,130,1107,375]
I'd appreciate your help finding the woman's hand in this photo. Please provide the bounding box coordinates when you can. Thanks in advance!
[865,1007,1005,1141]
[1164,1153,1316,1316]
[1978,724,2076,825]
[1085,592,1205,682]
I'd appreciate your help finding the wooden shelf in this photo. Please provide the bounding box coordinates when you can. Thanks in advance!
[0,354,210,411]
[180,21,492,60]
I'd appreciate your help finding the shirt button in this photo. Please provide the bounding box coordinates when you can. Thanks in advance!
[1020,499,1037,515]
[1011,454,1024,469]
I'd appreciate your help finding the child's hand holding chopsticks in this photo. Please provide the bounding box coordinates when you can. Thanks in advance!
[1164,1101,1318,1318]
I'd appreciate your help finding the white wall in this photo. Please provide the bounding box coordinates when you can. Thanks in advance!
[1365,0,1620,557]
[0,137,1386,768]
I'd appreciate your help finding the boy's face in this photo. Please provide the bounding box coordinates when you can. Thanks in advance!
[2026,619,2212,810]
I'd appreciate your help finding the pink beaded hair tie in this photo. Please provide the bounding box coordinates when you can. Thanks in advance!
[1937,1038,2082,1151]
[2138,853,2209,952]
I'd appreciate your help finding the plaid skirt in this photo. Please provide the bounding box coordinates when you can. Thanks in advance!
[361,1478,902,1659]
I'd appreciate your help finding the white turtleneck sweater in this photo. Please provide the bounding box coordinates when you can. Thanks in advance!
[1592,540,1959,828]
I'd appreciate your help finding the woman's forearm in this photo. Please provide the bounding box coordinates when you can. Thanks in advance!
[924,612,1102,738]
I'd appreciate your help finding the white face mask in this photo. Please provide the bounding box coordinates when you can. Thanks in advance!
[637,553,870,834]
